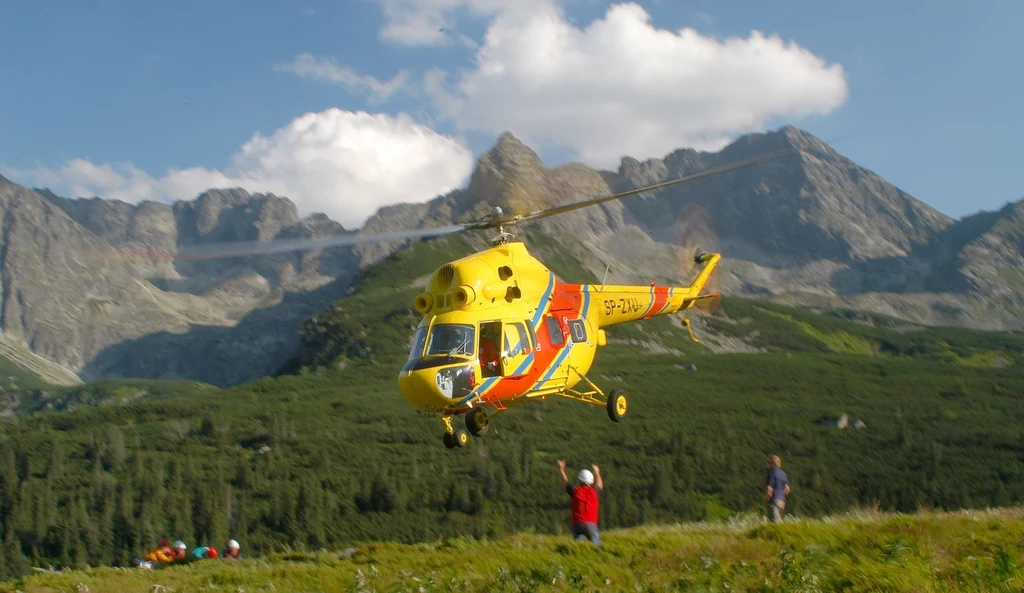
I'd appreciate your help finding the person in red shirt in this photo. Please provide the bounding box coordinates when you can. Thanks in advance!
[478,325,501,377]
[557,459,604,546]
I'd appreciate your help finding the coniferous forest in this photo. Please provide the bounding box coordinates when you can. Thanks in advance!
[0,237,1022,580]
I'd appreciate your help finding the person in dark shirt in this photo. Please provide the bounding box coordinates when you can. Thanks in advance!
[764,454,791,522]
[557,459,603,545]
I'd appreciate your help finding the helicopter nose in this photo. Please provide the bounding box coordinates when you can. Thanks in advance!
[397,363,477,411]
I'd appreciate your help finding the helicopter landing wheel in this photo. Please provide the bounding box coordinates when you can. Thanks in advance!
[607,389,627,422]
[466,408,489,436]
[443,429,469,449]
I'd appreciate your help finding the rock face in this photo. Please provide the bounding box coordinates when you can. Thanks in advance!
[0,125,1020,386]
[613,127,953,263]
[2,177,369,386]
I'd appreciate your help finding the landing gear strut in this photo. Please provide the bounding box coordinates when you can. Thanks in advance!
[563,366,629,423]
[441,416,468,449]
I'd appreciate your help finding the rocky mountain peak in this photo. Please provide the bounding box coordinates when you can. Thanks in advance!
[466,131,549,214]
[175,188,300,243]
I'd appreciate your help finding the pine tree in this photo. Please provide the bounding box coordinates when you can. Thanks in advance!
[3,527,27,580]
[297,480,326,548]
[112,481,136,566]
[46,440,65,481]
[104,426,127,470]
[0,447,17,511]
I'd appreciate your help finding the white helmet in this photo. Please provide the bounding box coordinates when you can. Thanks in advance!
[227,539,239,549]
[578,469,594,485]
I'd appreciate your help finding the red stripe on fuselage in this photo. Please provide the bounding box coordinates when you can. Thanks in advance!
[642,286,671,319]
[480,280,584,404]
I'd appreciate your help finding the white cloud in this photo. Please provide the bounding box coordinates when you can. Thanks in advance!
[273,54,413,104]
[426,1,849,168]
[3,109,474,229]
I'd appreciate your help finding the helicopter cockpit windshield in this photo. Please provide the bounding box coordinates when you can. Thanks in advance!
[424,324,475,358]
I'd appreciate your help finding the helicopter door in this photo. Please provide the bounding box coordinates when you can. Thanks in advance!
[501,322,533,377]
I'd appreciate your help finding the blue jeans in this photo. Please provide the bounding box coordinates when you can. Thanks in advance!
[572,522,600,546]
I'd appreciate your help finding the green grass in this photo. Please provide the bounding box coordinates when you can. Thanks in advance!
[763,310,879,356]
[6,508,1024,592]
[705,297,1024,366]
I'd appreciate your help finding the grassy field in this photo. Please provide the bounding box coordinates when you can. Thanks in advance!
[4,507,1024,592]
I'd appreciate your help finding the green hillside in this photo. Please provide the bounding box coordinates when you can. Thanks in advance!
[0,233,1021,580]
[0,355,50,400]
[5,508,1024,592]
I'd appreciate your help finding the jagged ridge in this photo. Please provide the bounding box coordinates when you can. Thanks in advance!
[0,125,1020,386]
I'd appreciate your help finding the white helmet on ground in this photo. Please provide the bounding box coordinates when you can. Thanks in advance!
[227,539,240,549]
[578,469,594,485]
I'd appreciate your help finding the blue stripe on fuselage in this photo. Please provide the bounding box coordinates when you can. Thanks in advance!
[455,375,498,407]
[457,349,535,406]
[530,283,587,392]
[640,284,655,317]
[536,341,573,388]
[531,272,555,329]
[513,351,535,375]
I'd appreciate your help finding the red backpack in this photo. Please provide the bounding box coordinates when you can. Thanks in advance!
[571,485,599,524]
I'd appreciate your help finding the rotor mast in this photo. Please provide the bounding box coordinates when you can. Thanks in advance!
[488,206,516,246]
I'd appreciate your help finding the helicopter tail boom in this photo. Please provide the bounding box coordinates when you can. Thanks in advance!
[587,252,720,328]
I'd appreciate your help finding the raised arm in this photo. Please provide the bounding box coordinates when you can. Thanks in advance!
[592,464,603,489]
[557,459,568,486]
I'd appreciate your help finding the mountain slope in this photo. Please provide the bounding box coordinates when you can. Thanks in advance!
[613,126,953,263]
[0,125,1021,386]
[29,184,368,385]
[0,175,230,371]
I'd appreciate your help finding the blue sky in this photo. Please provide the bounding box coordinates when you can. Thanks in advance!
[1,0,1020,228]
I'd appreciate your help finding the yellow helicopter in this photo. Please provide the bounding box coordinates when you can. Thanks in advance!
[172,148,794,448]
[391,149,790,449]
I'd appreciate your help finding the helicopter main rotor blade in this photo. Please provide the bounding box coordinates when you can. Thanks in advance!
[509,147,798,226]
[174,224,471,261]
[87,144,798,263]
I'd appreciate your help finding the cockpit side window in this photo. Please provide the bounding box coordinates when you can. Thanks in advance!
[503,323,530,356]
[407,327,427,361]
[425,324,475,357]
[545,317,565,347]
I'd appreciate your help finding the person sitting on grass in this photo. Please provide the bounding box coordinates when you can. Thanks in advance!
[191,545,219,559]
[222,539,242,559]
[141,539,175,565]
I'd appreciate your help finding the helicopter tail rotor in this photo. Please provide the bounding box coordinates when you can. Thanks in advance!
[670,203,722,341]
[673,203,721,312]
